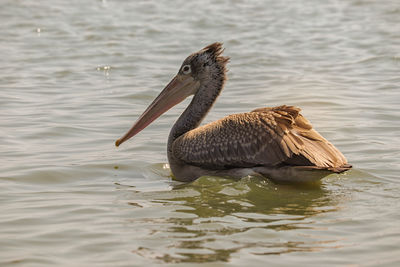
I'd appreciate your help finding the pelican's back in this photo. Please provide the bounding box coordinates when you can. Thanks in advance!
[172,105,350,172]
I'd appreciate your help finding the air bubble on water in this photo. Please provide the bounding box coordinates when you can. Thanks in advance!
[97,65,111,77]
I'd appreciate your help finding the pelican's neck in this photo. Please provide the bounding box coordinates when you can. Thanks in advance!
[167,76,224,154]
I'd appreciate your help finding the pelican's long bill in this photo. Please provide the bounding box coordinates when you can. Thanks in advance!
[115,74,199,147]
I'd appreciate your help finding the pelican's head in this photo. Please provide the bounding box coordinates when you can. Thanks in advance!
[115,42,229,147]
[178,42,229,86]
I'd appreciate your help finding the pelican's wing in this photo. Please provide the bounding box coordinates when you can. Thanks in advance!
[172,105,348,170]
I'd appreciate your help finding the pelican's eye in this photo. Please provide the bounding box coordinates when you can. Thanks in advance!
[181,65,191,75]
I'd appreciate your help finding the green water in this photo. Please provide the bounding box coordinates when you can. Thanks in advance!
[1,0,399,266]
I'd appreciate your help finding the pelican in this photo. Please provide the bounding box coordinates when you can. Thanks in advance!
[116,43,351,182]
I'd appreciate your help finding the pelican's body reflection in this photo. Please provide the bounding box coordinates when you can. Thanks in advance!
[119,167,345,263]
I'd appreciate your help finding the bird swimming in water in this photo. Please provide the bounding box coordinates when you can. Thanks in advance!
[116,43,351,183]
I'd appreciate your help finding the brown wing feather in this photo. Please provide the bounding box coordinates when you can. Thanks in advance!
[172,105,349,170]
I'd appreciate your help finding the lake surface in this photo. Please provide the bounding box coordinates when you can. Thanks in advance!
[1,0,400,266]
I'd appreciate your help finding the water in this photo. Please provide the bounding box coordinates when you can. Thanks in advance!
[1,0,400,265]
